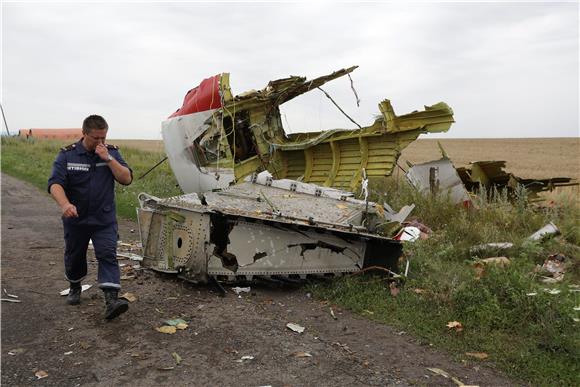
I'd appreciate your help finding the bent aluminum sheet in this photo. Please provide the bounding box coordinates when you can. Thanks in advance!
[406,157,471,205]
[138,177,401,282]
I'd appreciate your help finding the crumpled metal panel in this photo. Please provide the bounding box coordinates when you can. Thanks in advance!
[137,174,402,283]
[405,157,471,205]
[456,160,577,197]
[162,111,235,193]
[207,219,366,277]
[138,207,211,282]
[162,67,454,194]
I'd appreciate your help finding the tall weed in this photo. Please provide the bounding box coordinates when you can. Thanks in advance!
[314,175,580,385]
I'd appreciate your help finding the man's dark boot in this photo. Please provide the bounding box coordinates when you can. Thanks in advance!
[66,282,82,305]
[103,289,128,320]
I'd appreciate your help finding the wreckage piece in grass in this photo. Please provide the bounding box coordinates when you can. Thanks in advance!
[455,161,578,200]
[406,157,577,204]
[137,172,402,283]
[163,66,455,194]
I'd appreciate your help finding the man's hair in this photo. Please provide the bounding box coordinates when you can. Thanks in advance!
[82,115,108,134]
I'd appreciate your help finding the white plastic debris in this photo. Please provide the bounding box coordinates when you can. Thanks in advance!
[286,323,305,333]
[395,226,421,242]
[236,355,255,362]
[3,288,19,298]
[526,292,538,296]
[116,252,143,261]
[60,284,92,296]
[470,242,514,254]
[232,287,251,295]
[528,222,560,241]
[543,288,561,295]
[1,298,21,303]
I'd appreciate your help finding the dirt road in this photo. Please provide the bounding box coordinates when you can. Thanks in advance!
[1,173,516,386]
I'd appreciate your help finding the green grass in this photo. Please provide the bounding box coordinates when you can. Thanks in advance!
[2,136,579,385]
[312,179,580,386]
[1,136,182,220]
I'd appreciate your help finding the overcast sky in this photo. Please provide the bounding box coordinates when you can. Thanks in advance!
[2,1,578,139]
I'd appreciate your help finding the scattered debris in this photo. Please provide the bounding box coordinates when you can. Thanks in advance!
[286,323,305,333]
[329,307,337,320]
[232,287,251,295]
[8,348,25,355]
[172,352,182,365]
[120,292,137,302]
[60,284,92,296]
[394,226,421,242]
[157,366,175,371]
[382,203,416,224]
[3,288,19,298]
[64,351,73,356]
[117,252,143,261]
[480,257,511,267]
[426,367,466,386]
[465,352,488,360]
[35,370,49,379]
[389,282,400,297]
[156,326,177,334]
[402,219,432,239]
[456,161,577,201]
[543,288,561,295]
[526,292,538,296]
[470,242,514,254]
[446,321,464,332]
[333,342,354,354]
[1,298,21,303]
[406,157,471,206]
[473,257,510,279]
[537,253,566,283]
[291,351,312,358]
[528,222,560,241]
[236,355,255,362]
[165,319,188,330]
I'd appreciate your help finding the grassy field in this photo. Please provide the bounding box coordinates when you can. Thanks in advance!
[2,135,579,385]
[0,137,182,220]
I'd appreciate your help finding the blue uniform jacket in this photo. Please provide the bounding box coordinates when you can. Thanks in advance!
[48,140,132,227]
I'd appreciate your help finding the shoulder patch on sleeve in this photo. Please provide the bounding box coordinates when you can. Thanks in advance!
[60,143,77,152]
[106,144,119,150]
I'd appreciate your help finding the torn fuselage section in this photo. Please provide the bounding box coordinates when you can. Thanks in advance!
[163,67,455,194]
[137,175,402,283]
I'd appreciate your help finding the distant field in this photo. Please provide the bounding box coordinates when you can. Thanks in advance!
[112,137,580,180]
[400,138,579,180]
[112,139,166,154]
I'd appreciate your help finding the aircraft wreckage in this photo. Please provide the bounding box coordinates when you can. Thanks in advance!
[138,66,455,282]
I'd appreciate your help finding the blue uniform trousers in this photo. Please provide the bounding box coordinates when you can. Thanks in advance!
[63,223,121,289]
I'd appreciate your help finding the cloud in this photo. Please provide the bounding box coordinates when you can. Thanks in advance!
[2,2,578,139]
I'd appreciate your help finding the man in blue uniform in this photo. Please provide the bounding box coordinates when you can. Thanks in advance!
[48,115,133,320]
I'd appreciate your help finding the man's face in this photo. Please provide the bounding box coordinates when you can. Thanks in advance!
[83,128,108,152]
